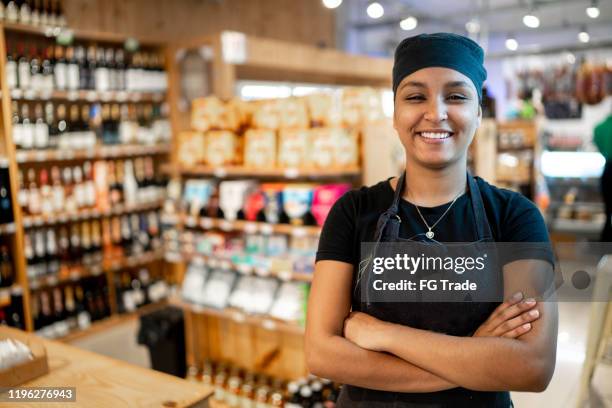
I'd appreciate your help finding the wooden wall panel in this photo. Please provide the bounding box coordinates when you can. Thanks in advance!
[63,0,336,48]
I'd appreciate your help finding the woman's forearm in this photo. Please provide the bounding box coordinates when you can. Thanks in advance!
[306,333,457,393]
[379,324,550,392]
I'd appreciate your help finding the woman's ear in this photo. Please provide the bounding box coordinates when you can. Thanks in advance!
[477,104,482,126]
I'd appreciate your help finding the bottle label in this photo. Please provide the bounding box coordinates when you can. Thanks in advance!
[54,63,67,90]
[34,122,49,148]
[6,61,18,89]
[21,124,35,149]
[18,62,30,89]
[67,64,79,90]
[12,123,23,146]
[95,68,109,92]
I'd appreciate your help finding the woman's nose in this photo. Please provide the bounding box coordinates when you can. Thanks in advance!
[423,100,448,122]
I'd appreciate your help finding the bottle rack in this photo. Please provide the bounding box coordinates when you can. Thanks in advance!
[0,21,173,337]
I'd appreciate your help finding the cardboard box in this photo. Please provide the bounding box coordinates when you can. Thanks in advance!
[0,327,49,387]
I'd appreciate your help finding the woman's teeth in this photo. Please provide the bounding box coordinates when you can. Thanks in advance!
[419,132,452,139]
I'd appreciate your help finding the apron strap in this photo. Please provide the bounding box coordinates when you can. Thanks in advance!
[373,172,405,241]
[467,171,494,241]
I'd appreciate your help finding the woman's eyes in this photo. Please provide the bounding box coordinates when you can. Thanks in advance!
[404,94,468,101]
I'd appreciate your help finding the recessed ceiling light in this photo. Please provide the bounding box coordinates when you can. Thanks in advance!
[523,13,540,28]
[465,18,480,34]
[505,37,518,51]
[322,0,342,9]
[578,30,590,43]
[400,16,418,31]
[586,6,600,18]
[367,2,384,19]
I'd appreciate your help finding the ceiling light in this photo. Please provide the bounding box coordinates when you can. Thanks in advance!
[505,37,518,51]
[322,0,342,9]
[586,5,600,18]
[523,13,540,28]
[367,2,384,19]
[400,16,418,31]
[465,18,481,34]
[564,52,576,64]
[578,29,590,43]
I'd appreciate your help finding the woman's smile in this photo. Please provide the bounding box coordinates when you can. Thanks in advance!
[415,129,455,144]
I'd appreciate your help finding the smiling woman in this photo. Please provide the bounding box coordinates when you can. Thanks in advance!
[305,33,558,408]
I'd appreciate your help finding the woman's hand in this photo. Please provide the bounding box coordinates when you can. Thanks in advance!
[473,292,540,338]
[343,311,390,352]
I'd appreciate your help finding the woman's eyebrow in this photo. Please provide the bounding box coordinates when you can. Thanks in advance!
[445,81,471,88]
[398,81,427,91]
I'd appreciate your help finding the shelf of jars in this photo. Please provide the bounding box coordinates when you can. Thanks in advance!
[170,297,304,336]
[15,144,170,163]
[28,249,165,290]
[22,199,163,228]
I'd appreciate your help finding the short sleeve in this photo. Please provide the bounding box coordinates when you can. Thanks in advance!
[500,193,555,266]
[315,191,356,265]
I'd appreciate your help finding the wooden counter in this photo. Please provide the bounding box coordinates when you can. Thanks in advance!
[0,326,213,407]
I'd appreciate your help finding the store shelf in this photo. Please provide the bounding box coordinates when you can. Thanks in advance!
[163,164,361,179]
[23,200,163,228]
[5,88,166,103]
[2,21,163,46]
[170,297,304,336]
[496,178,532,185]
[497,145,535,152]
[28,249,165,290]
[551,219,604,235]
[180,215,321,237]
[15,144,170,163]
[58,300,169,343]
[170,251,313,283]
[0,222,16,235]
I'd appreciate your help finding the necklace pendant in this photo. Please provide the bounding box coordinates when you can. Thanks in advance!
[426,230,434,239]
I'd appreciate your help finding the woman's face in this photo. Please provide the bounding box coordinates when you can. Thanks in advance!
[393,67,482,169]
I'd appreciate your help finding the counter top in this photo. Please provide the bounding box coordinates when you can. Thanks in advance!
[0,326,213,407]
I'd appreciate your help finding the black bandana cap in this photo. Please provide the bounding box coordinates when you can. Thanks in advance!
[392,32,487,102]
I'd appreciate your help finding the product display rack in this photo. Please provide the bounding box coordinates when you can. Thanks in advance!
[164,32,393,380]
[0,22,173,337]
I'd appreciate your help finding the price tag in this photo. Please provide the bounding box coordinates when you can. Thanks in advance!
[283,168,299,179]
[243,222,258,234]
[23,219,32,228]
[65,150,75,160]
[35,151,47,162]
[219,220,233,231]
[58,214,68,223]
[101,91,112,102]
[67,90,79,101]
[200,218,214,229]
[260,224,273,235]
[34,218,43,227]
[40,90,52,100]
[86,91,97,101]
[24,89,36,100]
[47,276,58,286]
[231,311,246,323]
[261,319,277,331]
[15,151,27,163]
[213,167,227,178]
[130,92,142,102]
[116,91,128,102]
[278,270,293,282]
[291,227,307,238]
[185,216,197,228]
[11,89,22,99]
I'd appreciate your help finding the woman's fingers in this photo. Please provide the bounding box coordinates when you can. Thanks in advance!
[501,322,532,339]
[493,308,540,337]
[490,297,537,328]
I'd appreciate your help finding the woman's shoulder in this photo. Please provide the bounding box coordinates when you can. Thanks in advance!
[339,178,395,211]
[474,176,538,212]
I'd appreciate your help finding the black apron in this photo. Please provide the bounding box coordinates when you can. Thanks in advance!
[338,172,512,408]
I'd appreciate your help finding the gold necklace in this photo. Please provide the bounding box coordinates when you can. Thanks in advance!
[413,191,464,239]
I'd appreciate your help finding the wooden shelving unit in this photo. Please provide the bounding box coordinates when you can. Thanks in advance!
[0,22,173,336]
[15,144,169,163]
[163,32,392,380]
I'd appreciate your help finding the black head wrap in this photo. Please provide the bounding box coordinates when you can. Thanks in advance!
[393,33,487,101]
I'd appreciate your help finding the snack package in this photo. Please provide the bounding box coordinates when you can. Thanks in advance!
[278,128,309,168]
[311,183,351,226]
[305,92,342,127]
[243,188,265,222]
[201,269,237,309]
[177,131,206,167]
[181,262,209,305]
[228,276,279,314]
[332,127,359,167]
[183,179,215,217]
[244,129,277,168]
[279,97,309,129]
[282,184,314,226]
[204,130,238,166]
[219,180,256,221]
[191,96,240,132]
[342,87,384,127]
[269,281,308,322]
[260,183,285,224]
[309,128,335,168]
[252,100,281,130]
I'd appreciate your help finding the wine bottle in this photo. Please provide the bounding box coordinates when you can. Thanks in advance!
[29,45,43,92]
[33,102,49,149]
[94,46,108,92]
[6,44,18,89]
[65,46,79,91]
[45,228,59,274]
[63,285,77,330]
[0,244,14,288]
[9,287,25,329]
[41,45,54,91]
[27,167,41,215]
[53,45,67,90]
[39,168,53,216]
[0,163,14,225]
[19,0,32,24]
[34,228,46,276]
[45,102,58,149]
[17,43,31,90]
[20,103,34,150]
[5,1,19,22]
[86,45,96,90]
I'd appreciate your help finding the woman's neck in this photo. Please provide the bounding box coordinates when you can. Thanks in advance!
[401,160,468,207]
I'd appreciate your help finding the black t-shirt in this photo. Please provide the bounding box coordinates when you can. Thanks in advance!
[315,176,554,407]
